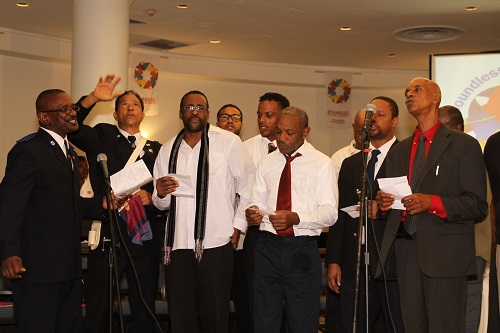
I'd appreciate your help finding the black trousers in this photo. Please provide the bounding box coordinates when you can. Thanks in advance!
[12,278,82,333]
[166,241,234,333]
[253,232,321,333]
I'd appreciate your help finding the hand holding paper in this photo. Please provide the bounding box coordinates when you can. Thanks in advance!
[377,176,412,210]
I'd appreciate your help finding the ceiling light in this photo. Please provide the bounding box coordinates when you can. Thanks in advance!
[146,9,157,16]
[387,53,397,58]
[16,2,30,7]
[176,4,189,9]
[340,27,352,31]
[465,6,477,11]
[210,40,221,44]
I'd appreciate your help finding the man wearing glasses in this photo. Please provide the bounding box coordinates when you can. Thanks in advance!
[216,104,243,137]
[0,89,82,332]
[153,91,255,333]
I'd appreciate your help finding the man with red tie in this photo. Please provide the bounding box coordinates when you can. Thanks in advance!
[246,106,338,333]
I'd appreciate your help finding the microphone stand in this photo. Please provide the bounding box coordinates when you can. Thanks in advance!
[352,127,371,333]
[103,178,125,333]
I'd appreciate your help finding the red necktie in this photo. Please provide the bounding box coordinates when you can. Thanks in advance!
[276,153,302,236]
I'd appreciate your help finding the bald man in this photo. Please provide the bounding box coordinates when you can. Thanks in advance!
[376,78,487,333]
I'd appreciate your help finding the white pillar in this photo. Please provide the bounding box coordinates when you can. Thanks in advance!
[71,0,129,123]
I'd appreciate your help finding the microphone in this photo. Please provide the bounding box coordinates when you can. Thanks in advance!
[362,104,376,148]
[97,153,111,189]
[363,103,376,130]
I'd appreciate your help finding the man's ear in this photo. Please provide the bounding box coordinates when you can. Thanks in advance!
[37,112,49,125]
[113,111,118,122]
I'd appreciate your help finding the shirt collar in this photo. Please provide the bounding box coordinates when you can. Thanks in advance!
[118,128,142,142]
[369,136,396,157]
[414,121,441,144]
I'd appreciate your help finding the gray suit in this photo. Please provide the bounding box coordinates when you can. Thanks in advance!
[377,124,487,333]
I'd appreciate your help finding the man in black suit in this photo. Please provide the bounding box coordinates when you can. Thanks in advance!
[376,77,488,333]
[0,89,82,332]
[69,74,165,333]
[326,96,404,333]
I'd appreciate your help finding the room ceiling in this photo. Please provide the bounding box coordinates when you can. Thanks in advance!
[1,0,499,71]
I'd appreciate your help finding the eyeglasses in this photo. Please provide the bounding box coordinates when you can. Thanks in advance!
[218,114,242,122]
[40,104,80,113]
[181,105,208,113]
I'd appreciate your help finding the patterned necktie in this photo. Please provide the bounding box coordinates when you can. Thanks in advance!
[128,135,137,148]
[64,140,73,170]
[268,142,277,154]
[276,153,302,236]
[366,149,380,185]
[405,134,426,235]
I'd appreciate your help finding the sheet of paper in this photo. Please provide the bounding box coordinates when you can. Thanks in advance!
[166,173,195,198]
[377,176,412,210]
[110,159,152,197]
[340,204,360,218]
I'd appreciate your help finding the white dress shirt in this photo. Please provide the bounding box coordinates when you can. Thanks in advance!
[243,134,277,167]
[368,135,397,178]
[250,140,338,236]
[153,125,255,251]
[331,140,360,178]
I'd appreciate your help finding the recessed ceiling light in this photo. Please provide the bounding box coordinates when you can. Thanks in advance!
[387,53,397,57]
[465,6,477,11]
[177,4,189,9]
[16,2,30,7]
[340,27,352,31]
[210,40,221,44]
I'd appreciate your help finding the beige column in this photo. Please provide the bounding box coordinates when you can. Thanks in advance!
[71,0,129,122]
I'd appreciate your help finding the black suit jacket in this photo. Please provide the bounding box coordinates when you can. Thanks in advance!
[325,140,398,280]
[0,128,82,283]
[377,124,487,278]
[68,101,165,257]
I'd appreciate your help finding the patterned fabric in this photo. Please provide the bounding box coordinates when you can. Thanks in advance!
[119,195,153,245]
[405,134,426,235]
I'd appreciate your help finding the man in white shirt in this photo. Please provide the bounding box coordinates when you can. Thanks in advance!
[152,90,255,333]
[246,106,338,333]
[242,92,290,333]
[331,109,365,178]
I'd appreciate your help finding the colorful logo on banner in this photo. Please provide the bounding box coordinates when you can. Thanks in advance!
[325,73,353,129]
[129,52,160,116]
[134,62,159,89]
[328,79,351,103]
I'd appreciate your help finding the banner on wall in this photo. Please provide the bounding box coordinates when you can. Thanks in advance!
[325,72,353,129]
[129,52,160,116]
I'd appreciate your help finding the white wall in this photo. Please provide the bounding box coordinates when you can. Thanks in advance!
[0,28,426,178]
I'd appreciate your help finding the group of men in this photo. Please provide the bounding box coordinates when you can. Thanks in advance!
[0,75,493,333]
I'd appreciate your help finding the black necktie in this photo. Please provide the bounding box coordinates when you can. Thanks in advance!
[64,140,73,170]
[366,149,380,185]
[128,135,137,148]
[405,134,426,235]
[268,142,277,154]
